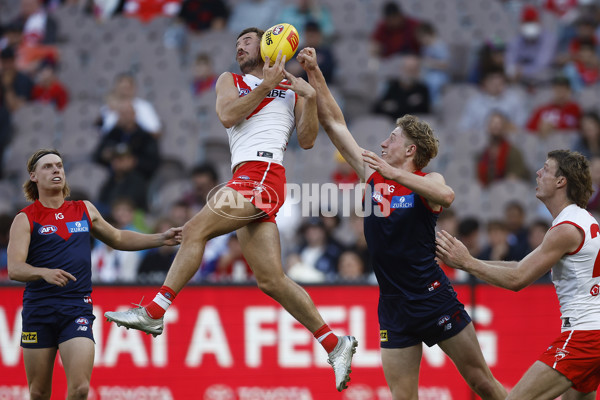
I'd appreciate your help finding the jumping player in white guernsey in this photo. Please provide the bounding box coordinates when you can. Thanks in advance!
[437,150,600,400]
[104,27,358,392]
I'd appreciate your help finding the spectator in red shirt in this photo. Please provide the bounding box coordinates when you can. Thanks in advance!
[526,76,581,137]
[31,57,68,111]
[477,111,530,187]
[370,1,420,58]
[563,38,600,92]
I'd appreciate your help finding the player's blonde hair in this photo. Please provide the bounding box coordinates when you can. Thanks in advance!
[548,150,592,209]
[396,115,439,170]
[23,149,70,202]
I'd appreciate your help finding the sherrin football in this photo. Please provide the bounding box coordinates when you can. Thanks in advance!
[260,23,300,66]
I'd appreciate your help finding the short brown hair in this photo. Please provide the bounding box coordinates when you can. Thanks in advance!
[23,149,70,202]
[396,115,439,170]
[548,150,592,208]
[237,27,264,40]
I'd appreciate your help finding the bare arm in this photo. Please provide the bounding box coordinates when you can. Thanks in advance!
[435,224,581,291]
[362,151,455,209]
[7,213,76,286]
[215,53,287,128]
[85,201,182,251]
[300,47,371,181]
[280,70,318,149]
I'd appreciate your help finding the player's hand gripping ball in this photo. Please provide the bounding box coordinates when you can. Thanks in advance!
[260,23,300,66]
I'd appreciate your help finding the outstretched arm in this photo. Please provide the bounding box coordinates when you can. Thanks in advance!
[216,52,288,128]
[280,70,318,149]
[300,47,371,181]
[85,201,182,251]
[435,223,581,291]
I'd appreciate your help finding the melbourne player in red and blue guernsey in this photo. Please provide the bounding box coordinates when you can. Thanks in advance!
[7,149,182,400]
[303,48,508,399]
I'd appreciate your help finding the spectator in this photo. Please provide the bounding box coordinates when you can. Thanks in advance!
[478,220,520,261]
[454,216,481,282]
[504,5,558,85]
[0,46,34,112]
[31,56,68,111]
[227,0,280,36]
[276,0,334,42]
[177,0,229,33]
[287,217,344,282]
[90,200,146,283]
[337,249,366,282]
[526,76,581,137]
[122,0,181,23]
[504,201,531,261]
[563,38,600,92]
[0,99,11,179]
[587,155,600,214]
[525,218,552,282]
[214,234,253,282]
[571,111,600,159]
[0,213,12,281]
[179,162,219,215]
[555,15,598,67]
[416,21,450,107]
[98,73,162,136]
[344,213,370,274]
[97,144,149,212]
[331,150,359,185]
[476,111,530,187]
[373,54,430,119]
[191,53,217,97]
[458,68,528,134]
[9,0,58,46]
[370,1,420,58]
[138,217,180,284]
[467,38,506,84]
[286,20,336,83]
[94,100,160,180]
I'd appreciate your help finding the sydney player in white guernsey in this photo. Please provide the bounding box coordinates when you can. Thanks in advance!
[104,27,358,392]
[437,150,600,400]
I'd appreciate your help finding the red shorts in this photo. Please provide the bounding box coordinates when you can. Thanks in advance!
[226,161,286,223]
[538,330,600,393]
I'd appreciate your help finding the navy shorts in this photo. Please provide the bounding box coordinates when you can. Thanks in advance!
[378,286,472,348]
[21,305,95,349]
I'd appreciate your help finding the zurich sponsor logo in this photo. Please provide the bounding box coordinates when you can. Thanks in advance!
[75,317,89,325]
[391,194,414,209]
[66,220,89,233]
[39,225,58,235]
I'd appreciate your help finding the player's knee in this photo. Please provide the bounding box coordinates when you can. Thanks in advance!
[68,382,90,400]
[256,273,285,298]
[29,388,51,400]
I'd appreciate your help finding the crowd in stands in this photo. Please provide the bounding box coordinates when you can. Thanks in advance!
[1,0,600,285]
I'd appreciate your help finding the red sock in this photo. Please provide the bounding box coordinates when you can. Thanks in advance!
[313,324,339,353]
[145,286,177,319]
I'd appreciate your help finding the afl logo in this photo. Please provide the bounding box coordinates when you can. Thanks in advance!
[39,225,57,235]
[75,317,89,325]
[437,315,450,326]
[272,25,285,35]
[239,88,250,97]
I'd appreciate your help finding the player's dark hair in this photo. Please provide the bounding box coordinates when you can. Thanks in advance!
[237,27,264,40]
[548,150,593,208]
[24,149,71,202]
[396,115,439,170]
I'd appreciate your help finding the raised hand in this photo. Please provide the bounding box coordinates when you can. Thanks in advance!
[297,47,318,71]
[262,50,286,89]
[280,70,316,98]
[362,150,397,180]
